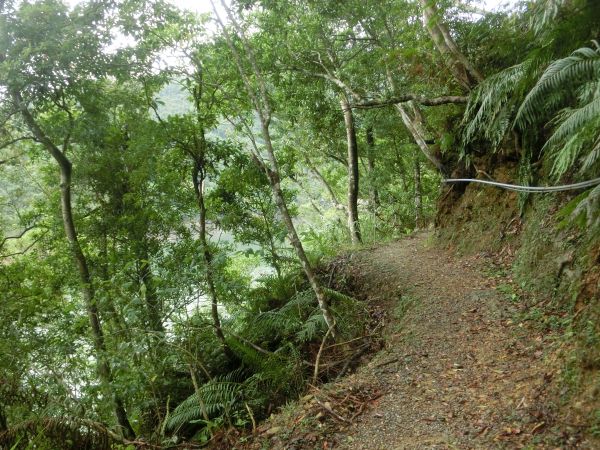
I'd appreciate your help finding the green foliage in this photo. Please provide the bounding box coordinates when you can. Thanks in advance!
[250,287,317,341]
[0,417,115,450]
[165,376,243,432]
[461,61,532,152]
[556,185,600,230]
[162,276,368,433]
[516,44,600,126]
[460,0,600,189]
[5,0,598,446]
[591,409,600,437]
[517,42,600,179]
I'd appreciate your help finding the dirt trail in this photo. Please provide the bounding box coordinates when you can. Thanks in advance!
[329,233,576,449]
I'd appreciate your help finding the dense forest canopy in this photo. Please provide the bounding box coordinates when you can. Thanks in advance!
[0,0,599,447]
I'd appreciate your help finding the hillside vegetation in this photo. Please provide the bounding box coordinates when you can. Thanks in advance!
[0,0,598,448]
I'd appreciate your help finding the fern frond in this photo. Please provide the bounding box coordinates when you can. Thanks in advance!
[295,312,326,342]
[545,97,600,149]
[530,0,568,34]
[227,336,268,370]
[543,100,600,178]
[166,378,242,431]
[571,184,600,229]
[581,135,600,172]
[550,132,584,178]
[576,79,600,104]
[516,45,600,127]
[322,287,357,304]
[253,310,301,335]
[247,288,316,341]
[461,61,531,151]
[279,288,316,313]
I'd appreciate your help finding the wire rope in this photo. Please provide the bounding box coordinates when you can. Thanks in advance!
[442,177,600,193]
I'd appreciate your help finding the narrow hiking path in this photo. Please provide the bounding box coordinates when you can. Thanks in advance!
[242,232,591,450]
[329,233,580,449]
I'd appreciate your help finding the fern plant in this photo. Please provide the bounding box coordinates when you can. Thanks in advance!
[164,283,368,434]
[516,42,600,179]
[0,417,115,450]
[461,61,533,152]
[530,0,571,35]
[165,373,244,432]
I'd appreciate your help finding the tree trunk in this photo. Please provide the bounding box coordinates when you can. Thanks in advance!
[181,62,233,360]
[215,1,336,337]
[419,0,483,90]
[261,127,337,337]
[305,156,347,214]
[266,233,283,280]
[395,103,448,176]
[340,95,361,245]
[60,161,135,440]
[99,230,132,342]
[414,153,423,228]
[0,404,7,433]
[256,198,283,279]
[384,71,448,177]
[395,148,409,191]
[13,91,135,440]
[139,248,164,335]
[365,127,380,211]
[192,162,233,359]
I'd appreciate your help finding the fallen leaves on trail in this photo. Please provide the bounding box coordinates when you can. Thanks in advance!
[246,381,383,450]
[303,382,383,426]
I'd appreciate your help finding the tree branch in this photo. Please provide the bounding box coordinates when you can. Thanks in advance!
[1,233,45,258]
[293,67,363,101]
[0,136,37,152]
[0,224,37,251]
[352,95,467,109]
[305,156,346,213]
[10,91,71,170]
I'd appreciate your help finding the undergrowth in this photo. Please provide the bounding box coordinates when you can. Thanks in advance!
[157,264,372,447]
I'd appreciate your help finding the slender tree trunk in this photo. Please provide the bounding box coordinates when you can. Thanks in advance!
[340,95,361,245]
[13,91,135,440]
[99,230,131,341]
[304,159,347,231]
[384,71,448,176]
[260,127,337,335]
[419,0,483,90]
[180,63,232,359]
[192,162,234,359]
[139,247,164,335]
[189,365,210,423]
[395,148,409,191]
[267,234,283,280]
[60,164,135,440]
[0,404,7,433]
[305,156,347,214]
[395,103,448,176]
[414,154,423,228]
[256,199,283,279]
[365,127,380,211]
[215,0,336,337]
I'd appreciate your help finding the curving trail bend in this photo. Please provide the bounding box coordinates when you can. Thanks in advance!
[333,233,580,449]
